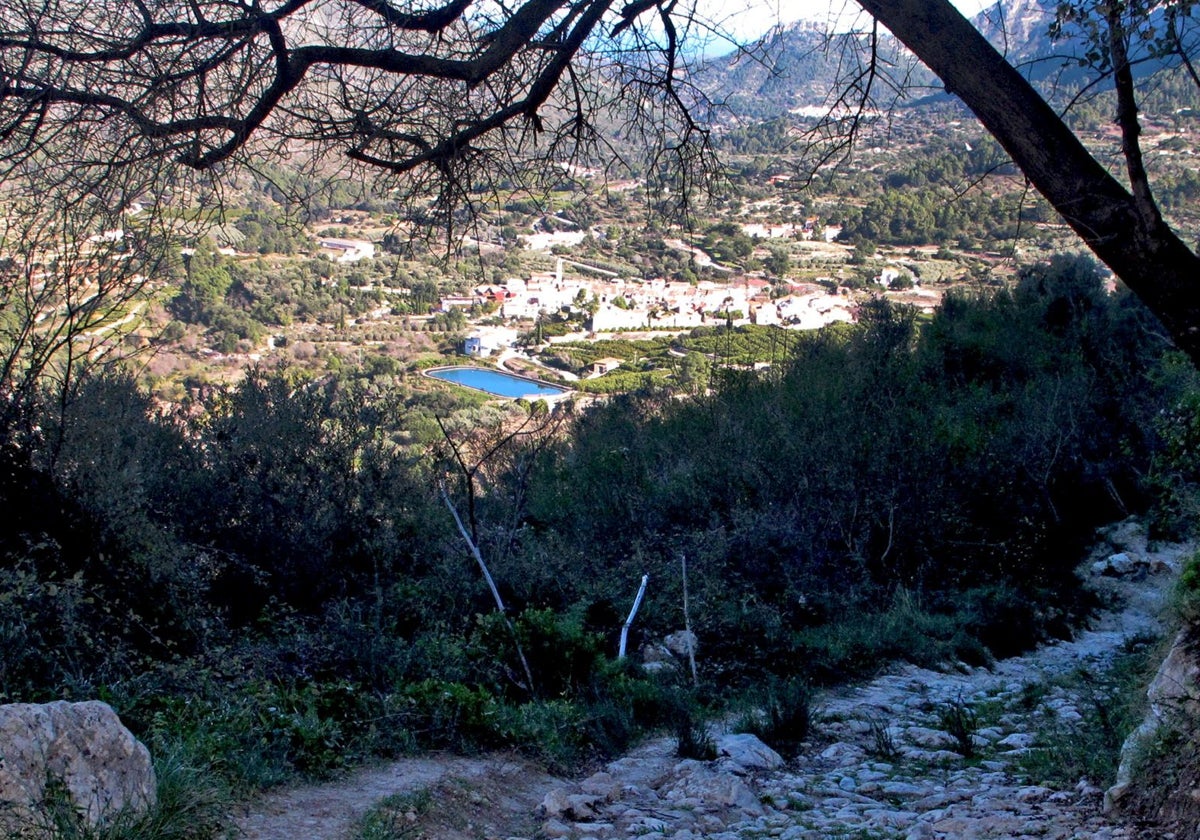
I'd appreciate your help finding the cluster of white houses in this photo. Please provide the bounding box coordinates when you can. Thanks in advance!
[446,259,860,356]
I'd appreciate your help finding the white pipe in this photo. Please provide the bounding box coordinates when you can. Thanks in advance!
[618,574,649,659]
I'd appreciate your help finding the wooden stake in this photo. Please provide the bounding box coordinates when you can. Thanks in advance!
[440,483,535,695]
[681,554,697,687]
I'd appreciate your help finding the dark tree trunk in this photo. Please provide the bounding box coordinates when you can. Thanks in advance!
[856,0,1200,366]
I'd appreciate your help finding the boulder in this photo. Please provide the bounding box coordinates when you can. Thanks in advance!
[818,741,867,766]
[640,642,679,675]
[1146,632,1200,718]
[1106,629,1200,812]
[715,733,783,773]
[905,725,956,751]
[663,761,763,815]
[0,701,156,832]
[641,642,673,664]
[664,630,698,659]
[1098,517,1145,553]
[997,732,1035,750]
[537,787,603,821]
[1091,552,1143,577]
[579,770,622,801]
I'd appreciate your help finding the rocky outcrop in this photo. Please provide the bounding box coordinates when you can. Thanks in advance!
[0,701,156,833]
[1106,628,1200,813]
[1090,517,1184,579]
[715,733,784,774]
[642,630,699,676]
[663,630,697,660]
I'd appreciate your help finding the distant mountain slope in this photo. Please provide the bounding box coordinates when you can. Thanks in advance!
[972,0,1056,60]
[695,3,1054,120]
[696,0,1195,123]
[693,21,839,119]
[694,20,930,120]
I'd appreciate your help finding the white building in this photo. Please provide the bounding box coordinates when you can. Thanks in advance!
[592,304,650,331]
[319,238,376,263]
[776,293,854,330]
[463,327,518,355]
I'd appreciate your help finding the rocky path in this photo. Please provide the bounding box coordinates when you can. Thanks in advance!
[235,520,1188,840]
[534,521,1187,840]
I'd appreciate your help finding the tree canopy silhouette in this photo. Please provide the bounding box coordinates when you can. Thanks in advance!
[0,0,720,216]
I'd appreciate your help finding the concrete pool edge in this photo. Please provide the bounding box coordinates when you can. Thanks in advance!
[423,365,575,400]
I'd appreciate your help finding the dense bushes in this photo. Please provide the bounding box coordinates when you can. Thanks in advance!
[513,256,1189,680]
[0,255,1194,799]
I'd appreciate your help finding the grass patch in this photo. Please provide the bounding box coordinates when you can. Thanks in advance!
[736,676,812,759]
[1015,637,1156,788]
[794,589,992,684]
[938,695,980,758]
[352,790,432,840]
[866,714,901,761]
[8,749,234,840]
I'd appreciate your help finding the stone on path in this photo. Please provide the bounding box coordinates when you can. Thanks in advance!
[715,733,784,773]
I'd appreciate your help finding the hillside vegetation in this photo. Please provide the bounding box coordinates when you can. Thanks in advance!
[2,255,1196,807]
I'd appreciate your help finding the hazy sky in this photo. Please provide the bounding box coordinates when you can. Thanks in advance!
[701,0,996,41]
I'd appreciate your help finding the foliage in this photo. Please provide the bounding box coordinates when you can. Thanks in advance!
[572,369,670,394]
[791,592,991,685]
[353,790,431,840]
[866,715,901,761]
[737,676,812,758]
[1015,638,1155,789]
[0,254,1192,800]
[666,687,717,761]
[544,326,797,380]
[523,257,1175,686]
[1150,368,1200,537]
[938,695,981,758]
[1176,550,1200,624]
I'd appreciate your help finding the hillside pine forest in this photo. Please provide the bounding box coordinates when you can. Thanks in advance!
[7,0,1200,836]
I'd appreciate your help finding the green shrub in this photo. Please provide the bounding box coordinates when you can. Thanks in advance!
[1176,550,1200,623]
[958,585,1058,659]
[738,676,812,758]
[938,695,980,758]
[1016,641,1153,789]
[401,679,502,752]
[494,700,584,773]
[662,686,715,761]
[511,607,606,699]
[580,660,666,759]
[126,673,382,793]
[792,592,985,684]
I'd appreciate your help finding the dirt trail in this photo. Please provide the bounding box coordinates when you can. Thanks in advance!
[234,753,564,840]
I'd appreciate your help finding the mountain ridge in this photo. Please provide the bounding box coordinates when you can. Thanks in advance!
[695,0,1063,119]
